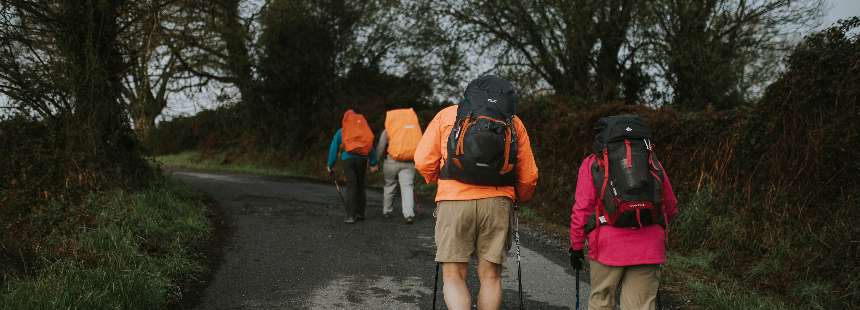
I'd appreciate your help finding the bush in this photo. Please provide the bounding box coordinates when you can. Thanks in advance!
[1,116,152,270]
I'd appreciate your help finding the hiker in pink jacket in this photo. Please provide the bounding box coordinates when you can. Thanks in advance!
[569,115,679,310]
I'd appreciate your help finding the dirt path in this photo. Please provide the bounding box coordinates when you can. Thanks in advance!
[170,170,587,309]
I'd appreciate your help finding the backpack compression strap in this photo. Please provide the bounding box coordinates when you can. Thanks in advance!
[646,139,662,182]
[452,114,473,170]
[455,114,472,156]
[500,123,514,175]
[625,139,633,168]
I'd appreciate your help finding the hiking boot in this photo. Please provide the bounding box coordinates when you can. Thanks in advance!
[405,217,414,224]
[344,217,356,224]
[383,213,393,219]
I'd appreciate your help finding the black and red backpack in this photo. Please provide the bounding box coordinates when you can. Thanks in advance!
[440,75,518,186]
[585,115,666,233]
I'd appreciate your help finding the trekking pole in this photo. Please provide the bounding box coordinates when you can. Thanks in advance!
[514,205,523,310]
[584,284,590,310]
[432,262,440,310]
[329,171,348,209]
[575,269,580,310]
[657,213,670,310]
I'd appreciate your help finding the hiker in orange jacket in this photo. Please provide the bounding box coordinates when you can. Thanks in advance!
[414,76,538,310]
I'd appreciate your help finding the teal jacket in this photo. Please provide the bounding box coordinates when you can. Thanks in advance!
[327,129,378,168]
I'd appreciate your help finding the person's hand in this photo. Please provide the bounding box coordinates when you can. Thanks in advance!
[569,248,584,270]
[326,166,333,174]
[370,165,379,173]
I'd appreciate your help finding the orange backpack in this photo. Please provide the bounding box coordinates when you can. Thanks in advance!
[341,110,374,156]
[384,108,423,161]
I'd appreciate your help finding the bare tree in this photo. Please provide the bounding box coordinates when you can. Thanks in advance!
[0,0,154,185]
[644,0,824,109]
[167,0,264,107]
[410,0,648,102]
[120,0,185,142]
[0,2,70,118]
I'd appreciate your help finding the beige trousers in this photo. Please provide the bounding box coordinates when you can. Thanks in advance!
[382,157,416,218]
[589,261,659,310]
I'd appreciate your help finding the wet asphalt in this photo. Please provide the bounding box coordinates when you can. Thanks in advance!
[170,170,589,310]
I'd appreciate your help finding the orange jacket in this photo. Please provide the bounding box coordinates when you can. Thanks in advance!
[414,105,538,203]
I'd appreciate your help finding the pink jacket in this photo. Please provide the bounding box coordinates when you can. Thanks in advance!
[569,154,679,266]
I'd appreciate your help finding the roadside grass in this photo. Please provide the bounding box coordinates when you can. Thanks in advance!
[661,188,839,310]
[662,251,799,310]
[157,151,297,177]
[156,150,395,188]
[0,178,211,310]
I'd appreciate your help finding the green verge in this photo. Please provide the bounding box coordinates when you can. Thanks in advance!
[662,252,799,310]
[157,151,298,177]
[659,188,811,310]
[0,178,211,310]
[157,150,389,187]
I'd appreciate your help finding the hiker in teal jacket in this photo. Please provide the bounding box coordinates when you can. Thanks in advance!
[327,128,379,223]
[327,129,379,169]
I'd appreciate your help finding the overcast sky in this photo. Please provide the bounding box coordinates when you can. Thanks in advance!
[824,0,860,27]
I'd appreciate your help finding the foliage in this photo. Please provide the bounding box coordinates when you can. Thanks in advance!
[644,0,823,109]
[256,0,355,149]
[252,0,427,151]
[724,17,860,307]
[0,178,210,310]
[408,0,823,108]
[0,3,183,307]
[0,1,152,204]
[0,118,150,258]
[410,0,649,102]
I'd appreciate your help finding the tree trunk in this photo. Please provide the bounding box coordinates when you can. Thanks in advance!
[133,114,155,144]
[219,0,260,107]
[57,0,146,182]
[595,0,634,103]
[59,0,131,147]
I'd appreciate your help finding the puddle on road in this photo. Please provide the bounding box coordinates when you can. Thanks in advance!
[173,171,258,184]
[305,275,431,309]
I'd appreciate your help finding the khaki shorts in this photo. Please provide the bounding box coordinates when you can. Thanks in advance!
[589,261,659,310]
[434,197,512,264]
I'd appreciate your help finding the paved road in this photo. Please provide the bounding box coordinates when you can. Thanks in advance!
[171,170,588,310]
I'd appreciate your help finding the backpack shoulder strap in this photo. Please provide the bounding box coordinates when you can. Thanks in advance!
[591,149,611,258]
